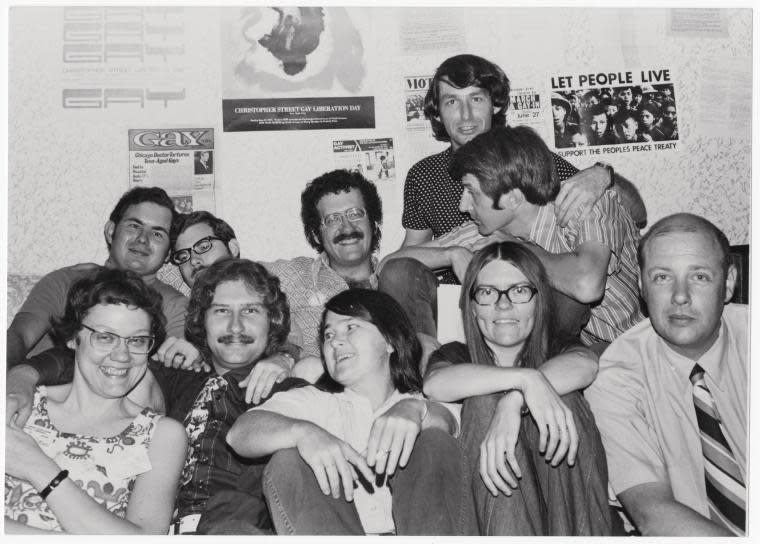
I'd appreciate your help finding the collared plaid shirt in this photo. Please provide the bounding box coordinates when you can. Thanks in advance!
[264,253,378,357]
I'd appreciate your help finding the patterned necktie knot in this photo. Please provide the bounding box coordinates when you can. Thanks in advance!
[689,363,705,385]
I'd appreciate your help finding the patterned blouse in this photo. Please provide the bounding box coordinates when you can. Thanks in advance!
[4,387,159,532]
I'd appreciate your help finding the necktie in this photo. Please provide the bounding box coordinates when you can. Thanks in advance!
[690,364,745,535]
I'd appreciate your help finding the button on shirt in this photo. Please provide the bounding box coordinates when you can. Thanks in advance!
[585,304,748,519]
[251,386,460,534]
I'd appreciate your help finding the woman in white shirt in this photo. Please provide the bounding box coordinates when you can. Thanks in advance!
[227,288,461,535]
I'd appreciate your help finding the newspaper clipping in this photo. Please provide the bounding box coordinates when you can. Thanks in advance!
[333,138,395,182]
[549,69,678,159]
[508,87,543,131]
[404,75,432,131]
[61,6,187,110]
[128,128,216,212]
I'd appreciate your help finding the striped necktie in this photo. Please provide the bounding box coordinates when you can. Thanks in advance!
[690,364,746,535]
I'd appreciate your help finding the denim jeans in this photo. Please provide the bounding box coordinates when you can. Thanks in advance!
[262,428,465,535]
[459,391,612,535]
[378,257,439,338]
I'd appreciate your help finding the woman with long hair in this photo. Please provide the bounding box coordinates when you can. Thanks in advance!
[227,289,462,535]
[424,241,611,535]
[4,268,187,534]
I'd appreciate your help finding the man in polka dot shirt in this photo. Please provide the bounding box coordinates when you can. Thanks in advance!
[396,54,646,285]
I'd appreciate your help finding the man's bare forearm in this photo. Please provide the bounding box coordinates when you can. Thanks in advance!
[612,173,647,229]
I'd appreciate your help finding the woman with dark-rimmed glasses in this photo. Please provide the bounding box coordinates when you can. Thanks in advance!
[424,241,612,535]
[5,268,186,534]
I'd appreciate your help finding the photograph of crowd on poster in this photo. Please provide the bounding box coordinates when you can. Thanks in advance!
[550,69,678,157]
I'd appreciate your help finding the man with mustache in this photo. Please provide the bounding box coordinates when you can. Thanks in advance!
[8,258,308,534]
[586,214,747,536]
[168,258,307,534]
[260,169,385,381]
[166,170,389,384]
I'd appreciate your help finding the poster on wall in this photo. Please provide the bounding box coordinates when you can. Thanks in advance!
[333,138,395,182]
[508,87,544,131]
[61,6,187,111]
[128,128,216,213]
[223,97,374,131]
[404,75,432,131]
[549,69,679,160]
[220,6,375,132]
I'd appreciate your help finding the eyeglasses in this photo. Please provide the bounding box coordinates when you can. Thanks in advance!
[472,284,538,306]
[321,207,366,228]
[170,236,222,265]
[81,324,155,354]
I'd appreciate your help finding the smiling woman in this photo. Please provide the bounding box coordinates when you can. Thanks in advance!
[4,268,187,535]
[423,241,612,535]
[226,289,464,535]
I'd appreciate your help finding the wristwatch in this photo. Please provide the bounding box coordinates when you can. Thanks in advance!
[594,161,615,189]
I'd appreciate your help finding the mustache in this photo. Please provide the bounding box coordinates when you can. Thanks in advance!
[217,334,255,345]
[332,231,364,244]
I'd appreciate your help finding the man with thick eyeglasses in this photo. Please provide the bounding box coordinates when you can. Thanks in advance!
[260,169,385,382]
[167,210,301,405]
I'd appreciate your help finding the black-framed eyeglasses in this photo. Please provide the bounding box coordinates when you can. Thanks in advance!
[81,324,155,354]
[321,207,367,228]
[472,284,538,306]
[170,236,223,265]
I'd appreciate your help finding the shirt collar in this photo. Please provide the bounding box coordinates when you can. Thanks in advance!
[316,252,379,289]
[338,387,407,416]
[658,318,728,390]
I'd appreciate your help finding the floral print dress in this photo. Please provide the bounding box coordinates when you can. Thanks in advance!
[4,387,159,531]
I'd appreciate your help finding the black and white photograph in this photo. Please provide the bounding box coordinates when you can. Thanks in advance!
[3,3,754,539]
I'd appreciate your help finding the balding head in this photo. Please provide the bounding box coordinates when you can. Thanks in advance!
[638,213,736,360]
[638,213,731,275]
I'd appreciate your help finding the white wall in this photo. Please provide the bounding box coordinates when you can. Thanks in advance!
[8,6,752,276]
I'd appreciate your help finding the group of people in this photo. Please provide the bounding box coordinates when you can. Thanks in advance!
[554,84,678,147]
[5,54,746,537]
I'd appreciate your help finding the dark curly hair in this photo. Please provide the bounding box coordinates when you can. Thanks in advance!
[424,54,511,143]
[185,258,290,363]
[51,267,166,356]
[300,169,382,254]
[318,289,422,393]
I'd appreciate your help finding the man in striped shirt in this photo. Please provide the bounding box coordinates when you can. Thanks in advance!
[385,125,642,352]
